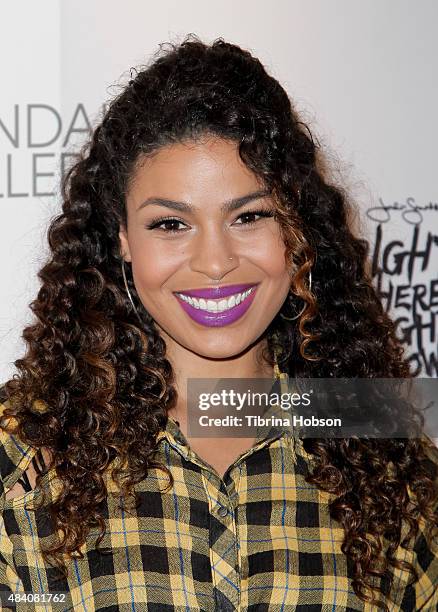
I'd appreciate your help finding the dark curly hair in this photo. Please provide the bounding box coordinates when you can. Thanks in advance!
[1,35,437,610]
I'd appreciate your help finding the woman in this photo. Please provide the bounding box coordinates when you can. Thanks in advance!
[1,36,437,611]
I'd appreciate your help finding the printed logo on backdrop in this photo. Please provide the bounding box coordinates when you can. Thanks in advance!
[0,104,107,198]
[368,197,438,377]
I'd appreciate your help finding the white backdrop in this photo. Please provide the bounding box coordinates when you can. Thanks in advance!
[1,0,437,384]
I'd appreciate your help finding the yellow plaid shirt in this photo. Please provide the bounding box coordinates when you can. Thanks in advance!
[0,378,437,611]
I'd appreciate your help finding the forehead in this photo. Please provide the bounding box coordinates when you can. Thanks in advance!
[127,137,263,203]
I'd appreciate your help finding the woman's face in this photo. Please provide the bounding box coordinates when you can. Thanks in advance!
[119,136,292,360]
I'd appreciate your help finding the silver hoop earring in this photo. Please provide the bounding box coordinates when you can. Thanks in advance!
[121,259,144,324]
[279,269,313,321]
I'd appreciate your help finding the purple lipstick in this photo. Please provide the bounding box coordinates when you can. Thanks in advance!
[173,283,259,327]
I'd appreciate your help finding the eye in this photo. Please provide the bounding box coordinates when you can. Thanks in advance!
[144,208,275,234]
[233,209,275,226]
[145,217,189,234]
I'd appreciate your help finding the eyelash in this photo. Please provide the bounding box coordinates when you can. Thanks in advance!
[145,209,275,234]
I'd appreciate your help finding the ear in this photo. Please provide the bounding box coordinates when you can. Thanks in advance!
[118,226,132,263]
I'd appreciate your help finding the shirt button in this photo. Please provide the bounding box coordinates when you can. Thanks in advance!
[217,505,229,517]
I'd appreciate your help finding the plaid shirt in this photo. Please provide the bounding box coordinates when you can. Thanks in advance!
[0,377,437,611]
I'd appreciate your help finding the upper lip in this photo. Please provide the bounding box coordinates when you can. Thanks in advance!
[174,283,259,299]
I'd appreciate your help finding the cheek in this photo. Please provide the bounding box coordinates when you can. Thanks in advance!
[250,233,289,279]
[130,239,182,290]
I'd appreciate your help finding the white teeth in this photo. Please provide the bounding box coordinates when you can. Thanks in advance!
[177,287,255,313]
[207,299,218,312]
[217,299,228,312]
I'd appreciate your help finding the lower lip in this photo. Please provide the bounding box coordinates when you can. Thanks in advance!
[174,287,258,327]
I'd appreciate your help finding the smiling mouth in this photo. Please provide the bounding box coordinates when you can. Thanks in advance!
[175,286,257,313]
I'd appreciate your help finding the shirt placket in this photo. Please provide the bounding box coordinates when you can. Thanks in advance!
[162,424,240,610]
[200,436,286,612]
[203,469,240,611]
[163,417,285,612]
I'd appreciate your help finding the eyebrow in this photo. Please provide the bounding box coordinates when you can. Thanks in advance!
[136,189,272,214]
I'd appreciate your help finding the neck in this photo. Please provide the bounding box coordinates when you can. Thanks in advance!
[162,335,274,427]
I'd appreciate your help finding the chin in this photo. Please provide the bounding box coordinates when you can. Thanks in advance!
[192,342,250,361]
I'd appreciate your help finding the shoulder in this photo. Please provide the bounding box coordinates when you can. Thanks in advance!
[0,383,35,489]
[387,436,438,608]
[410,505,438,608]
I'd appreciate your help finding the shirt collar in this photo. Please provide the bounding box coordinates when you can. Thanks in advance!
[157,370,293,448]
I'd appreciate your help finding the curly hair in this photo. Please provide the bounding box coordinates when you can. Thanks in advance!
[1,35,437,610]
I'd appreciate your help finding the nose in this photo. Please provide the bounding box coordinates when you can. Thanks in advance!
[189,228,239,281]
